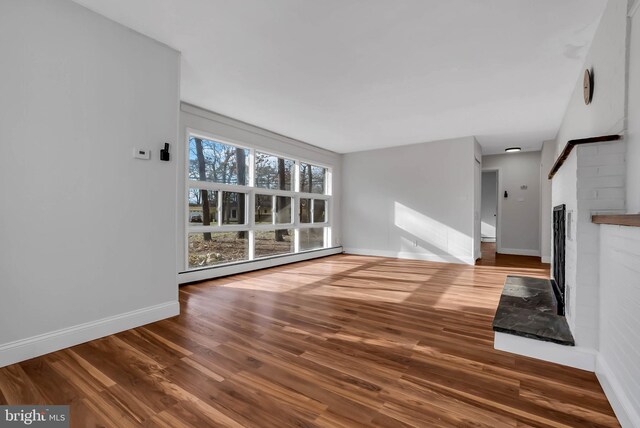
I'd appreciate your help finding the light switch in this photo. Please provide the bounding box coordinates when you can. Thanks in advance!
[133,148,151,160]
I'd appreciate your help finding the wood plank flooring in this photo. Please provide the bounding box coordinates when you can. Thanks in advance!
[0,247,619,427]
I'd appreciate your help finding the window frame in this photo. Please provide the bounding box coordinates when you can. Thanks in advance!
[184,128,332,270]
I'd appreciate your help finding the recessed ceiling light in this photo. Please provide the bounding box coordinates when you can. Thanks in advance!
[505,147,521,153]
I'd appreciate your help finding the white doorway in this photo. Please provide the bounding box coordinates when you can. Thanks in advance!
[481,170,499,246]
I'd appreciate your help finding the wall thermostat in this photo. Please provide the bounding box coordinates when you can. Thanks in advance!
[133,148,150,160]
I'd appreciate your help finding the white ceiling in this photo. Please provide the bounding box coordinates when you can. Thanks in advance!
[72,0,606,154]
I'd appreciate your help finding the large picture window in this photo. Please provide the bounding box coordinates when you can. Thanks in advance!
[186,133,331,270]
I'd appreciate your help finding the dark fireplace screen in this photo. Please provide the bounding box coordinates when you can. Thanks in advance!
[552,204,566,316]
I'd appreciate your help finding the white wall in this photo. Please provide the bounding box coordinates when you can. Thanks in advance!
[474,140,483,260]
[551,0,627,349]
[626,1,640,213]
[598,225,640,427]
[540,140,555,263]
[541,0,639,424]
[177,103,343,283]
[0,0,180,366]
[482,151,542,256]
[481,171,498,240]
[342,137,477,265]
[593,4,640,427]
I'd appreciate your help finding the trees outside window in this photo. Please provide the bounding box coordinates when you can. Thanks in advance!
[187,134,330,269]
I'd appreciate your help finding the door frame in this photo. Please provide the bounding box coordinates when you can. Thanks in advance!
[481,168,501,253]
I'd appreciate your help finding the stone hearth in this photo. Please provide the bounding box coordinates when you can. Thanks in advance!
[492,275,575,346]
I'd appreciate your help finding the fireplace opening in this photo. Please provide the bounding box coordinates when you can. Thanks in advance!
[552,204,566,316]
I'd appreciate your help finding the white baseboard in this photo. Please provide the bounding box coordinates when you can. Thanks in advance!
[179,246,343,284]
[0,301,180,368]
[541,255,551,263]
[596,354,640,428]
[343,248,475,265]
[494,332,596,371]
[498,247,541,257]
[481,237,496,243]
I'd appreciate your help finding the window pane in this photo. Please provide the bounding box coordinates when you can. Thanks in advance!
[300,163,326,194]
[255,194,273,224]
[188,188,218,225]
[189,136,249,185]
[222,192,246,225]
[275,196,292,224]
[254,229,294,259]
[313,199,326,223]
[300,227,325,251]
[300,198,311,223]
[255,152,294,190]
[188,232,249,268]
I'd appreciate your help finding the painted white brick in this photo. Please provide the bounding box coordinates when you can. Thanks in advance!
[577,175,625,190]
[578,165,626,178]
[579,146,599,157]
[575,326,598,349]
[578,189,625,202]
[577,258,599,279]
[578,230,599,250]
[599,225,640,417]
[596,188,626,200]
[576,141,626,157]
[578,188,598,200]
[576,314,600,330]
[590,209,627,217]
[580,198,625,210]
[577,166,600,178]
[565,140,628,353]
[578,153,625,167]
[577,288,600,309]
[595,165,626,176]
[595,141,626,154]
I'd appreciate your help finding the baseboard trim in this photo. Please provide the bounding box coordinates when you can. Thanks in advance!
[343,248,474,265]
[494,332,596,371]
[0,301,180,368]
[596,354,640,428]
[481,237,496,243]
[541,256,551,263]
[497,247,541,257]
[179,247,343,284]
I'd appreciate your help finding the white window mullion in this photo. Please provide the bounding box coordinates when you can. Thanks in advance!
[272,195,277,225]
[293,195,300,228]
[294,161,300,193]
[310,199,315,224]
[248,148,255,188]
[293,192,300,253]
[248,189,255,228]
[248,230,255,261]
[217,190,223,226]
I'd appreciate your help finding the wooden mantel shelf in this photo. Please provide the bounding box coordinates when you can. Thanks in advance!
[548,134,621,179]
[592,214,640,227]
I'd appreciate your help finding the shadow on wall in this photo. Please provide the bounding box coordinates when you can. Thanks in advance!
[393,202,472,264]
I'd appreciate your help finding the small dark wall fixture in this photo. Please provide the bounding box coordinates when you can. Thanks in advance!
[160,143,170,161]
[504,190,508,198]
[552,204,566,316]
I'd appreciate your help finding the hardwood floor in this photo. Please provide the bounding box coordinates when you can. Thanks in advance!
[0,249,619,427]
